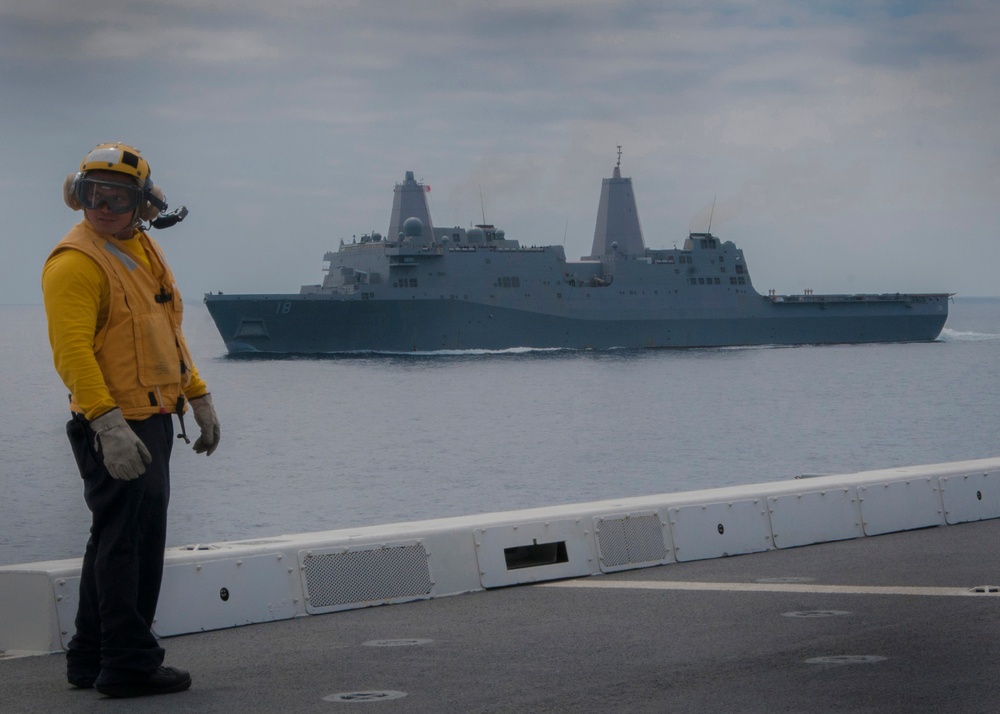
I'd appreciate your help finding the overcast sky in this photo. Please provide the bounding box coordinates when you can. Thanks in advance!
[2,0,998,306]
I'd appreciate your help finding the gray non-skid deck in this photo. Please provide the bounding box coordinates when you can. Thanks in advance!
[3,518,999,713]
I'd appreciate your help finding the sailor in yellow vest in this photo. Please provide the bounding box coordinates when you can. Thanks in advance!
[42,143,220,698]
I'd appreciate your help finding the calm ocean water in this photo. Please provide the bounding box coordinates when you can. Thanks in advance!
[2,298,998,566]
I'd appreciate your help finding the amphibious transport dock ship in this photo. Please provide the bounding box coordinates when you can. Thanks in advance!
[204,162,949,354]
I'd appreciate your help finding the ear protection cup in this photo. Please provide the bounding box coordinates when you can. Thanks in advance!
[139,185,166,222]
[63,173,83,211]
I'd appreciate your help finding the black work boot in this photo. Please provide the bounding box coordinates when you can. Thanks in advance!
[95,666,192,698]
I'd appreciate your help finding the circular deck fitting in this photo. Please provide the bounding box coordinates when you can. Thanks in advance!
[363,638,433,647]
[782,610,851,618]
[806,655,886,665]
[756,576,815,583]
[323,691,408,702]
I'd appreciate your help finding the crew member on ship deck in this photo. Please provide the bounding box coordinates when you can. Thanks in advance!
[41,143,221,699]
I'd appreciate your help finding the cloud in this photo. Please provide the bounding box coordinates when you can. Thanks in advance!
[715,105,834,150]
[81,26,281,62]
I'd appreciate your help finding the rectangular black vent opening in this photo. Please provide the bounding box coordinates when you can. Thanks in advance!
[234,319,269,338]
[504,541,568,570]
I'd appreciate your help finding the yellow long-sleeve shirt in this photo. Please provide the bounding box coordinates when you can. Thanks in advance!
[42,227,207,420]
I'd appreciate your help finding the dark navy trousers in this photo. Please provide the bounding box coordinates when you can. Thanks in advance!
[64,413,173,683]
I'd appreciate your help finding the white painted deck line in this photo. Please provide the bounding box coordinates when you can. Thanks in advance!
[539,580,994,598]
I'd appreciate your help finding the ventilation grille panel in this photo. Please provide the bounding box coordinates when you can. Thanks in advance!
[301,542,432,613]
[595,513,669,572]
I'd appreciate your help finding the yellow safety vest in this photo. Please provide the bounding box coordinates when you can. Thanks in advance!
[46,223,196,419]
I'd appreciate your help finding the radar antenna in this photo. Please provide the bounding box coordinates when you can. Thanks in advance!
[616,145,622,168]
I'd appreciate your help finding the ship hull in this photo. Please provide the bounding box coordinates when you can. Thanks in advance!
[204,293,949,354]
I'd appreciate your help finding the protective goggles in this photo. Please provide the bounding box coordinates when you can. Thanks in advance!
[75,177,144,214]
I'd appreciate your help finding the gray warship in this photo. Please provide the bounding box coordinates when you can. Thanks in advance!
[204,159,950,354]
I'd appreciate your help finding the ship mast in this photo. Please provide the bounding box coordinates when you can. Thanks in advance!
[589,147,646,258]
[388,170,435,242]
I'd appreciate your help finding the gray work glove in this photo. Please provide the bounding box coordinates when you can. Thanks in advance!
[190,393,220,456]
[90,408,152,481]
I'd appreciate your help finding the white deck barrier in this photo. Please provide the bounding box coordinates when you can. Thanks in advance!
[2,457,999,655]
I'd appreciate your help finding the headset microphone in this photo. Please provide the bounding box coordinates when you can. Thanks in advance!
[151,206,188,230]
